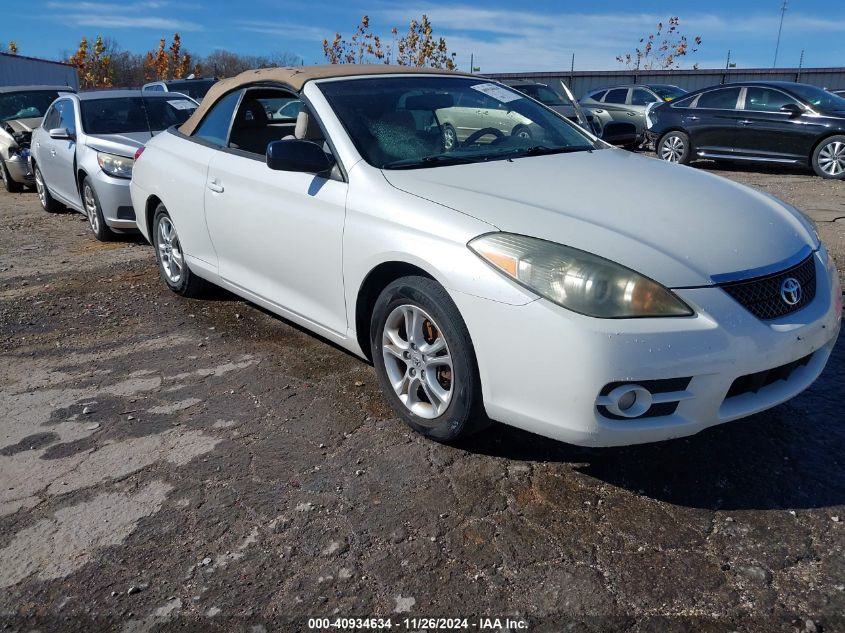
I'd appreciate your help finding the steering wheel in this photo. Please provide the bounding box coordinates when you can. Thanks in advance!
[463,127,506,146]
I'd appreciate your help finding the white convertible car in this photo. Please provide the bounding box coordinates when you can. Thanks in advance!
[130,66,841,446]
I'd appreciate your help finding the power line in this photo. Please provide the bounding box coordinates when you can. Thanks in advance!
[773,0,788,68]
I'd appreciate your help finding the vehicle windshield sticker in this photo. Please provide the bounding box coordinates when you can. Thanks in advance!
[167,99,195,110]
[471,83,522,103]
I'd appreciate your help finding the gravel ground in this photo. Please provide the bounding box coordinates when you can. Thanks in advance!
[0,162,843,633]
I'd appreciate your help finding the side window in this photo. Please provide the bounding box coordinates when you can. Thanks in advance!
[228,88,303,156]
[695,87,741,110]
[588,90,607,102]
[54,100,76,135]
[42,105,59,130]
[745,87,798,112]
[193,90,242,146]
[631,88,658,106]
[603,88,629,104]
[144,84,165,92]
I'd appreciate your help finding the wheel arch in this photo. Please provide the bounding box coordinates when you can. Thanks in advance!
[144,194,163,241]
[354,261,436,361]
[809,133,845,167]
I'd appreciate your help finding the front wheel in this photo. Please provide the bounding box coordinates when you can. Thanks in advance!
[34,164,63,213]
[152,204,207,297]
[82,177,114,241]
[812,135,845,179]
[442,124,458,151]
[657,131,691,165]
[370,276,489,443]
[0,159,23,193]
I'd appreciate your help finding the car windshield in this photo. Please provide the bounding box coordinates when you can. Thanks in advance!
[648,85,686,101]
[0,90,63,121]
[161,79,216,100]
[80,96,197,135]
[319,76,597,170]
[788,84,845,111]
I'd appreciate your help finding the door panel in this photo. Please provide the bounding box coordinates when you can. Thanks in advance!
[39,99,79,205]
[687,87,743,151]
[734,88,818,159]
[204,151,348,335]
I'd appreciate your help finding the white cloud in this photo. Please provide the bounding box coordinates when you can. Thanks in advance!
[46,0,203,31]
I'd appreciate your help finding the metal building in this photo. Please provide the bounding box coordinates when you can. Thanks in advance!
[485,67,845,100]
[0,52,79,89]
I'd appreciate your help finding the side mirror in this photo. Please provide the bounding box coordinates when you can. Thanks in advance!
[266,139,334,173]
[780,103,803,118]
[601,121,638,147]
[48,127,72,140]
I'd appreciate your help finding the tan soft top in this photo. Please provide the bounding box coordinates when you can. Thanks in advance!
[179,64,473,135]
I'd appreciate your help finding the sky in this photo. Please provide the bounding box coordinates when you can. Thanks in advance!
[3,0,844,73]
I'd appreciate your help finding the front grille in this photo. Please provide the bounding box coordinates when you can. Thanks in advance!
[720,255,816,320]
[725,353,813,399]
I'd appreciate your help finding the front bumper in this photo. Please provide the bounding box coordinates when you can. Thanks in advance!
[91,171,137,230]
[5,153,33,184]
[451,249,841,447]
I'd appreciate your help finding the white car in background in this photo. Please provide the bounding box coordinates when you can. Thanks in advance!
[130,66,841,447]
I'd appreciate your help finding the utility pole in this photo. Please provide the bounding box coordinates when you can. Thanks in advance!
[797,49,804,81]
[773,0,788,68]
[570,53,574,73]
[470,53,473,75]
[725,49,731,70]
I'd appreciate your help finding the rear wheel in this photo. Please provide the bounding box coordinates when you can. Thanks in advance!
[0,159,23,193]
[658,131,691,165]
[370,276,489,443]
[34,164,63,212]
[812,135,845,179]
[152,204,207,297]
[82,177,114,241]
[512,124,532,141]
[442,124,458,151]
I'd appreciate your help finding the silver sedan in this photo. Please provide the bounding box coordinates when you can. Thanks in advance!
[30,90,197,240]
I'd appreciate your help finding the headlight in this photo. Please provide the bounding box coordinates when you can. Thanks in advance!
[469,233,693,318]
[97,152,134,178]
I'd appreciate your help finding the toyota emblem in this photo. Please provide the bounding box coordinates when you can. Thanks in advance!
[780,277,802,306]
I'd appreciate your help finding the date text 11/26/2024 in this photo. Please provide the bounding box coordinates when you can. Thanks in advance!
[307,617,530,630]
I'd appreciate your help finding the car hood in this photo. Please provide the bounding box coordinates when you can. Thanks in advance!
[2,117,42,134]
[85,131,154,157]
[381,149,817,288]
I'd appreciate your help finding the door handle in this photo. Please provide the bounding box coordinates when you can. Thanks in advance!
[50,149,56,156]
[686,115,700,121]
[737,120,753,126]
[207,180,224,194]
[627,111,637,116]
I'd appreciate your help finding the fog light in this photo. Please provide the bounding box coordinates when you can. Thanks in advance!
[605,384,653,418]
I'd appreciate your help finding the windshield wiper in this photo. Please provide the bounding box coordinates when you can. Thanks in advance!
[382,154,482,169]
[505,145,594,158]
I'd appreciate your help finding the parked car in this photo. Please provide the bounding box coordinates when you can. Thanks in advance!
[830,89,845,99]
[31,90,197,239]
[142,77,217,101]
[0,85,75,192]
[130,66,840,447]
[649,81,845,179]
[508,81,636,146]
[580,84,687,144]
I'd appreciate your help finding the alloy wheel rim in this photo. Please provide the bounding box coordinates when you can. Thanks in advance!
[83,185,99,234]
[443,127,456,150]
[35,168,46,206]
[157,216,184,284]
[819,141,845,176]
[661,135,684,163]
[382,304,454,421]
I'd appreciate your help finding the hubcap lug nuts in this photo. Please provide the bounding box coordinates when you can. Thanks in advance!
[409,368,416,376]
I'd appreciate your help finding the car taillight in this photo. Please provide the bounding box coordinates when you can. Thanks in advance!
[134,146,145,160]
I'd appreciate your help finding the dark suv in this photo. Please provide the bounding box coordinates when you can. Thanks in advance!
[649,81,845,179]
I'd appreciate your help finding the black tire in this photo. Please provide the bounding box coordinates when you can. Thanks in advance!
[811,135,845,180]
[81,176,114,241]
[0,158,23,193]
[442,123,458,151]
[152,204,207,298]
[657,131,691,165]
[370,276,490,443]
[512,124,532,141]
[33,164,63,213]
